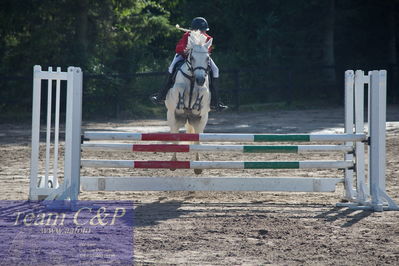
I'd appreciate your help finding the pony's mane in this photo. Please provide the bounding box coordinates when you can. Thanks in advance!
[187,30,208,50]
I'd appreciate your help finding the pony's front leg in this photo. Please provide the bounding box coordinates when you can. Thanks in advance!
[185,123,202,175]
[192,112,209,175]
[193,151,202,175]
[167,109,179,171]
[186,125,203,175]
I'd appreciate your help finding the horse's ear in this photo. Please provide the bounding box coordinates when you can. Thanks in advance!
[204,38,213,49]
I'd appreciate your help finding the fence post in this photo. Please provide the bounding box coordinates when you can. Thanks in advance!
[354,70,368,203]
[286,70,293,106]
[344,70,355,201]
[29,66,42,200]
[369,70,386,211]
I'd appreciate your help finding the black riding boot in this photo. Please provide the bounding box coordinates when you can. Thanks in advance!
[209,78,228,112]
[150,73,174,105]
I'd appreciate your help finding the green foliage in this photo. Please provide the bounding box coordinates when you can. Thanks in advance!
[0,0,398,120]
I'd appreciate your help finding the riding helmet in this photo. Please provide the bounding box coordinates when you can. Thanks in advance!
[191,17,209,31]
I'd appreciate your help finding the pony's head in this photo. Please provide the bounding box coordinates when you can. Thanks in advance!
[186,30,213,86]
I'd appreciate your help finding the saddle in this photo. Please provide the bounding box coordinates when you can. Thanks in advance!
[171,60,186,84]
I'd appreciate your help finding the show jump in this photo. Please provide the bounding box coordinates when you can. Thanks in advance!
[29,66,398,211]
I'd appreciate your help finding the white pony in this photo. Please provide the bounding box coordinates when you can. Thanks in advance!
[165,30,212,174]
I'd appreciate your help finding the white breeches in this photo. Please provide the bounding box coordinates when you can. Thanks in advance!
[168,54,184,73]
[209,58,219,78]
[168,54,219,78]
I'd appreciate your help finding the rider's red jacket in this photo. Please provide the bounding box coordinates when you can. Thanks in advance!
[175,31,213,56]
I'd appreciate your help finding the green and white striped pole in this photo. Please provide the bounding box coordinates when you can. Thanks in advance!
[81,159,354,169]
[84,132,366,142]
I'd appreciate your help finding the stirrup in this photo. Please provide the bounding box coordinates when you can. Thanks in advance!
[150,93,164,105]
[211,102,228,112]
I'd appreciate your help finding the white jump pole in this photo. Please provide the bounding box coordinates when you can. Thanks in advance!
[81,176,344,193]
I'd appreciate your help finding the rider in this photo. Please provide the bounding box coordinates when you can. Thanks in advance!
[150,17,228,112]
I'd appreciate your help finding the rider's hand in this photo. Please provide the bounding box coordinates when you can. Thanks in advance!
[184,48,189,54]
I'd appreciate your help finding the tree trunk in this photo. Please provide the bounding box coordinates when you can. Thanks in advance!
[76,0,89,66]
[388,1,398,103]
[323,0,336,84]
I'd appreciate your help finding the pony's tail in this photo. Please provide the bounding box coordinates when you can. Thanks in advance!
[185,122,196,145]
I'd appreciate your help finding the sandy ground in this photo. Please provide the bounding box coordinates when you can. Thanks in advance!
[1,107,399,265]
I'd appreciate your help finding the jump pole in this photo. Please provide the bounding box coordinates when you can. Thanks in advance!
[83,132,367,142]
[81,176,344,193]
[81,143,353,153]
[80,159,354,169]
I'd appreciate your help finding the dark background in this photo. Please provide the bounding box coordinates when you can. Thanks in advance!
[0,0,398,120]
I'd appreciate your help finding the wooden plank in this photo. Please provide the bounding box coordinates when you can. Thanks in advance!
[81,176,344,192]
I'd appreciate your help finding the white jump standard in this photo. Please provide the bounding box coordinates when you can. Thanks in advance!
[28,66,398,211]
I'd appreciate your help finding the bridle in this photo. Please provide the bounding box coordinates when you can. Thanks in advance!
[178,49,210,110]
[180,49,210,80]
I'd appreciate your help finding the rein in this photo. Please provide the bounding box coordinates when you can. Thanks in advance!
[178,50,210,109]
